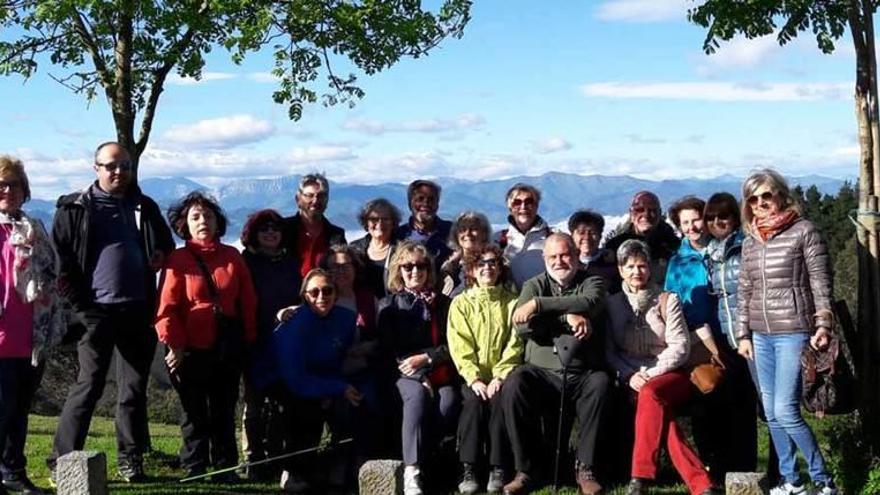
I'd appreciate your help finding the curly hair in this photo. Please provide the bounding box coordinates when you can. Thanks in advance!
[461,243,509,288]
[668,196,706,229]
[387,241,436,293]
[240,209,284,249]
[167,191,228,241]
[448,211,492,252]
[357,198,402,230]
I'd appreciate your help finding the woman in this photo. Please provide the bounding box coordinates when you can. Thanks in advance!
[350,198,401,299]
[664,196,715,330]
[447,244,522,495]
[377,241,460,495]
[0,156,60,494]
[155,192,258,480]
[441,211,492,297]
[737,169,838,495]
[268,269,364,493]
[568,209,621,293]
[605,239,719,495]
[239,209,301,479]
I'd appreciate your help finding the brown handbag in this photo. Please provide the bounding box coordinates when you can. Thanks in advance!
[657,293,725,394]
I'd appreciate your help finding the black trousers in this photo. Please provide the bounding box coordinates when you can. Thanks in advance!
[0,358,43,479]
[171,350,241,471]
[502,364,609,475]
[241,373,285,463]
[51,302,155,463]
[457,383,509,467]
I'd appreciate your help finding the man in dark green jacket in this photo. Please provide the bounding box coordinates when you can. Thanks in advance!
[501,233,609,495]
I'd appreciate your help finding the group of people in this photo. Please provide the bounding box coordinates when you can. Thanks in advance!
[0,141,840,495]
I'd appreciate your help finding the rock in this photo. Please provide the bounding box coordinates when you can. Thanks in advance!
[726,471,769,495]
[359,459,404,495]
[56,451,108,495]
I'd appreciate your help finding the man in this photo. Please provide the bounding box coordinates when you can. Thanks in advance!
[501,233,609,495]
[568,209,621,294]
[495,183,552,289]
[50,142,174,482]
[604,191,679,286]
[282,173,346,277]
[395,179,452,268]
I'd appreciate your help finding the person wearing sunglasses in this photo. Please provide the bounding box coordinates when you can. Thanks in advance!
[568,209,621,294]
[447,244,522,494]
[237,209,302,480]
[155,192,258,482]
[49,142,174,483]
[605,191,680,286]
[495,183,552,290]
[282,173,347,279]
[736,169,838,495]
[377,241,459,495]
[350,198,401,299]
[441,211,492,298]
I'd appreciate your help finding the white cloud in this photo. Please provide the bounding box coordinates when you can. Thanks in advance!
[698,35,781,73]
[342,113,485,136]
[533,137,573,154]
[288,145,356,162]
[247,72,280,83]
[166,72,237,86]
[594,0,690,23]
[162,115,276,149]
[580,81,851,101]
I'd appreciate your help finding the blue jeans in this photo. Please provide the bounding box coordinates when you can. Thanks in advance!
[753,332,830,484]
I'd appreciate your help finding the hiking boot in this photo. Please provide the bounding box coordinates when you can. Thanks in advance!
[625,478,648,495]
[403,465,423,495]
[457,463,479,494]
[2,473,43,494]
[813,481,839,495]
[486,466,505,493]
[117,456,147,483]
[502,471,534,495]
[575,461,602,495]
[770,482,807,495]
[280,470,309,493]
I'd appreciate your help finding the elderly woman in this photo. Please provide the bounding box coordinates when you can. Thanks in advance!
[155,192,258,480]
[737,170,837,495]
[495,183,552,289]
[605,239,719,495]
[569,209,621,293]
[377,241,459,495]
[447,244,522,495]
[0,156,60,494]
[605,191,680,285]
[441,211,492,297]
[350,198,401,299]
[238,209,301,479]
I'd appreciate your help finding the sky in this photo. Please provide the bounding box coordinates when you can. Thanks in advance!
[0,0,863,200]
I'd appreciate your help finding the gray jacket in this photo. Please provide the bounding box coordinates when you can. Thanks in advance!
[736,218,832,339]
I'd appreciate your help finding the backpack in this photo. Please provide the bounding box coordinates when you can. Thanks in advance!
[801,300,858,417]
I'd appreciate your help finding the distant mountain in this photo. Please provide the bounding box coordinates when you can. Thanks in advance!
[25,172,848,240]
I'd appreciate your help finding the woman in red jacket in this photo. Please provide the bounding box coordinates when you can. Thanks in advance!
[155,192,257,481]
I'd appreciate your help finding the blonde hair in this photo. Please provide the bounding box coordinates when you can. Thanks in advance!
[387,241,436,293]
[0,155,31,203]
[300,268,336,298]
[741,168,802,233]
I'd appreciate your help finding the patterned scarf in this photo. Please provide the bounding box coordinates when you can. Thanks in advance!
[752,210,799,243]
[405,287,436,321]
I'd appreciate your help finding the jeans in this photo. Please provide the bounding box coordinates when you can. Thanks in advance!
[753,332,830,484]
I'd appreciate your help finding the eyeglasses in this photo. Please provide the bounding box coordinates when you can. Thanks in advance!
[366,216,393,224]
[305,286,335,298]
[704,213,733,223]
[401,262,429,272]
[477,258,500,268]
[258,224,280,233]
[0,181,21,192]
[631,206,659,215]
[747,191,776,205]
[96,161,132,172]
[511,198,536,208]
[299,191,328,201]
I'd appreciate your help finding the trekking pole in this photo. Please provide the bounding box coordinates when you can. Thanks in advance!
[179,437,353,483]
[553,363,568,495]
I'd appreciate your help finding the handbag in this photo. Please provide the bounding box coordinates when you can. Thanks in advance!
[191,252,245,364]
[657,292,725,394]
[801,300,858,417]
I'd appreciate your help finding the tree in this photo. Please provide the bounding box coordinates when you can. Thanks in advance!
[0,0,472,175]
[689,1,880,452]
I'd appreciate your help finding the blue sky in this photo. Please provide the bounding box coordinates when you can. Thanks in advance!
[0,0,861,200]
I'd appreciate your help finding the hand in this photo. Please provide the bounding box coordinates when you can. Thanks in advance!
[470,380,489,401]
[811,327,832,351]
[165,347,185,373]
[277,305,301,322]
[149,251,166,271]
[566,314,592,340]
[398,354,430,376]
[628,372,648,392]
[487,377,503,399]
[344,385,363,407]
[737,339,754,360]
[513,299,538,325]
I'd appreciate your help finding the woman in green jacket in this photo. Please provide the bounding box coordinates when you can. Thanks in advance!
[448,243,523,494]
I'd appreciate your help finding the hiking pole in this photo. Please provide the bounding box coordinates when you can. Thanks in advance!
[552,333,578,495]
[179,437,353,483]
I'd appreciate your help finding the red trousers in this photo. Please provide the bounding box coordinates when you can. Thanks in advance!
[632,371,712,495]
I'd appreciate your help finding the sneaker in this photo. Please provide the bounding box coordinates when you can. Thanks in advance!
[2,473,43,494]
[770,482,807,495]
[625,478,648,495]
[575,461,602,495]
[813,481,839,495]
[117,456,147,483]
[403,465,423,495]
[458,463,479,495]
[486,466,505,493]
[280,470,310,493]
[502,471,534,495]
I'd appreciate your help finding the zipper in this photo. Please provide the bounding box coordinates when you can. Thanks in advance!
[719,260,734,343]
[760,243,770,331]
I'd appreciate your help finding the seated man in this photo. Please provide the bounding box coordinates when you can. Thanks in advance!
[501,233,609,495]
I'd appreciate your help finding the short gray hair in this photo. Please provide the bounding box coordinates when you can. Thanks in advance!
[616,239,651,266]
[506,182,542,204]
[544,232,578,255]
[298,173,329,193]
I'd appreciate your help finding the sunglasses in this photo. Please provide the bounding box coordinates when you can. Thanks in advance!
[0,180,21,192]
[305,286,335,298]
[511,198,536,208]
[401,262,429,272]
[477,258,500,268]
[258,224,280,233]
[747,191,776,205]
[631,206,659,215]
[96,160,133,172]
[704,213,733,223]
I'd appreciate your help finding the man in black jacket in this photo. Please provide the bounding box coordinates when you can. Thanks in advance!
[282,173,346,278]
[49,142,174,482]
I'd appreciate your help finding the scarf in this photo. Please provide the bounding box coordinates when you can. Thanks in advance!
[622,281,660,317]
[752,210,799,243]
[405,287,436,321]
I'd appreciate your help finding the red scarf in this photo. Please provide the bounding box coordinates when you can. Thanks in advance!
[752,210,799,243]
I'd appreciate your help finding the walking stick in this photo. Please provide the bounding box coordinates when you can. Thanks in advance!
[179,437,353,483]
[552,334,579,495]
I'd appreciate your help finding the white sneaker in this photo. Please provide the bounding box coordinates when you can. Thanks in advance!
[280,470,309,493]
[403,465,423,495]
[813,481,839,495]
[770,482,807,495]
